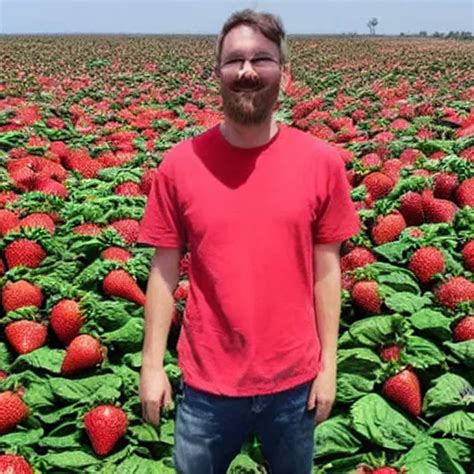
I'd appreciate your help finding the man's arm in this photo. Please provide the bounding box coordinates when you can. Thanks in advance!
[140,247,181,426]
[307,241,342,424]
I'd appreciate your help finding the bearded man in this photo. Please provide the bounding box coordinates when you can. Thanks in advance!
[137,9,360,474]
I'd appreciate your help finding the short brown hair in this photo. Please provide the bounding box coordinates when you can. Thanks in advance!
[216,9,288,66]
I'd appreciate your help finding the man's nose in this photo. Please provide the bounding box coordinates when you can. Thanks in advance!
[237,60,258,81]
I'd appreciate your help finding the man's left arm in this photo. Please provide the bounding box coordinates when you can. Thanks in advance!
[307,241,342,424]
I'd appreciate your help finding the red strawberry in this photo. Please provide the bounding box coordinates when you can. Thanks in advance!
[4,239,46,269]
[2,280,43,312]
[453,316,474,342]
[341,247,377,272]
[371,468,398,474]
[32,176,68,198]
[422,190,458,223]
[0,191,19,208]
[140,168,155,196]
[0,454,33,474]
[101,247,132,263]
[399,148,421,166]
[73,223,102,236]
[5,320,47,354]
[109,219,140,246]
[371,213,406,245]
[381,159,403,181]
[380,344,401,362]
[0,391,29,434]
[102,270,145,305]
[0,259,5,276]
[433,172,458,200]
[179,252,190,276]
[408,247,445,284]
[0,210,20,236]
[20,213,56,233]
[399,192,424,226]
[114,181,142,196]
[462,241,474,271]
[455,177,474,207]
[362,172,394,199]
[382,368,421,416]
[84,405,128,456]
[0,371,7,380]
[174,280,189,300]
[435,277,474,310]
[50,299,84,345]
[351,280,382,314]
[360,153,382,170]
[61,334,105,376]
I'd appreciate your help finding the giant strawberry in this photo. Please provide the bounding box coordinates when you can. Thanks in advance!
[1,280,43,312]
[0,391,29,434]
[84,405,128,456]
[50,299,84,345]
[351,280,382,314]
[408,247,445,284]
[382,368,421,416]
[61,334,105,376]
[5,320,48,354]
[0,454,33,474]
[4,238,46,269]
[102,269,145,305]
[435,277,474,310]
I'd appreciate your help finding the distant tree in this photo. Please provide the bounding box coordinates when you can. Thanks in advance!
[432,31,444,38]
[367,17,378,35]
[419,31,428,37]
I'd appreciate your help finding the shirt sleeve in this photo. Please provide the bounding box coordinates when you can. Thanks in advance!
[137,166,187,249]
[312,149,360,244]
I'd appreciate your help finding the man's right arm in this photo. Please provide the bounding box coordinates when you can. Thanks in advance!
[140,247,181,426]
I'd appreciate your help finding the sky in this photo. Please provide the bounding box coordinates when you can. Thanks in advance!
[0,0,472,35]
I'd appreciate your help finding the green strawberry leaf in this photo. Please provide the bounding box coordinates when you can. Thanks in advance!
[339,315,406,348]
[314,414,362,458]
[373,241,412,264]
[0,427,44,447]
[228,453,261,474]
[404,335,446,369]
[350,393,421,450]
[337,373,375,403]
[385,292,431,314]
[113,454,175,474]
[41,451,102,469]
[10,347,65,374]
[21,381,55,411]
[423,373,472,417]
[38,421,82,449]
[102,318,144,353]
[317,453,369,474]
[436,438,472,469]
[444,340,474,368]
[378,272,420,294]
[129,424,160,443]
[428,410,474,439]
[49,374,122,403]
[337,348,383,375]
[0,342,13,369]
[122,351,142,368]
[159,419,175,446]
[409,309,452,341]
[37,402,83,425]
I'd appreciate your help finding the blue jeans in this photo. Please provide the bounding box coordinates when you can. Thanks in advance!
[173,380,316,474]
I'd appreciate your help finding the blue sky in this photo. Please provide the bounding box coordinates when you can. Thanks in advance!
[0,0,472,35]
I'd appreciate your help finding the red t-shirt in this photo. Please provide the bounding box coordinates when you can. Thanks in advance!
[138,124,360,396]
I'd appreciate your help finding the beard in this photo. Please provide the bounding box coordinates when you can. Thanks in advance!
[220,78,280,126]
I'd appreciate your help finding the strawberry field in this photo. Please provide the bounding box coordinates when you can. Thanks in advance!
[0,36,473,473]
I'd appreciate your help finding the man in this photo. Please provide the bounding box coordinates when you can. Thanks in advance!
[137,9,360,474]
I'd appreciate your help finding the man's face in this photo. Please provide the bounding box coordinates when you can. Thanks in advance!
[216,24,283,125]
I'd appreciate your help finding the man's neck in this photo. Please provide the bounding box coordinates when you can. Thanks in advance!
[220,117,279,149]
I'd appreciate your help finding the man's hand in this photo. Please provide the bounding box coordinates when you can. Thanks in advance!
[307,365,337,425]
[140,365,173,427]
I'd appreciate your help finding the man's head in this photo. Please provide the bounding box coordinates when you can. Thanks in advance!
[215,9,289,126]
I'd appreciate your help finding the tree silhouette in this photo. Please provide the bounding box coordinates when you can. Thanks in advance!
[367,17,378,35]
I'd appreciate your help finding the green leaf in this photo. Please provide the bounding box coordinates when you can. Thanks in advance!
[159,419,175,445]
[339,315,406,348]
[404,335,446,369]
[228,453,261,474]
[337,348,383,374]
[10,347,65,374]
[37,402,82,424]
[398,435,444,474]
[385,292,431,314]
[373,241,412,263]
[423,373,472,417]
[102,318,144,353]
[129,424,160,443]
[0,342,13,368]
[21,381,55,410]
[436,438,472,469]
[114,454,175,474]
[42,451,102,469]
[350,393,421,450]
[337,373,375,403]
[39,421,82,449]
[429,410,474,439]
[409,309,452,341]
[49,374,122,403]
[379,271,420,294]
[444,340,474,368]
[123,351,142,368]
[0,427,43,447]
[314,414,362,458]
[318,454,369,474]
